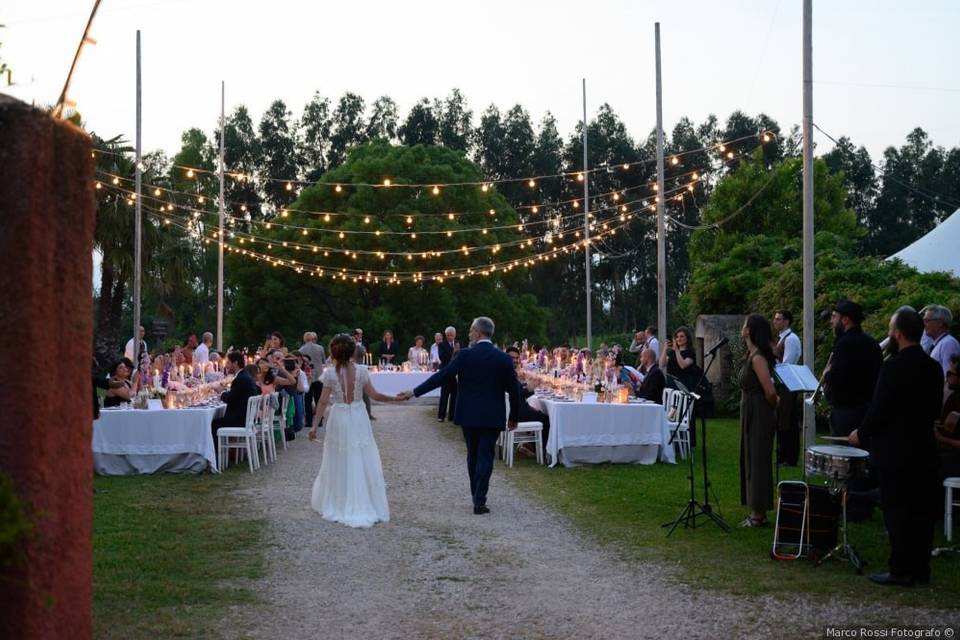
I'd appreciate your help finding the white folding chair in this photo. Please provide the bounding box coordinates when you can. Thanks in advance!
[271,392,290,451]
[255,395,277,464]
[945,477,960,542]
[663,388,694,460]
[269,392,287,452]
[501,394,544,467]
[216,395,262,473]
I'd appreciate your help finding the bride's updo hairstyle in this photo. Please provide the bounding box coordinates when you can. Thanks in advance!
[329,333,356,371]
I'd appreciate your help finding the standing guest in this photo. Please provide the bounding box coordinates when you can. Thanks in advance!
[354,342,375,420]
[124,325,148,361]
[645,326,660,360]
[934,354,960,479]
[290,350,309,432]
[849,307,943,586]
[299,332,327,429]
[636,349,666,402]
[738,314,779,528]
[659,326,698,392]
[103,358,140,408]
[923,305,960,376]
[194,332,213,369]
[628,330,646,366]
[430,333,443,370]
[773,309,802,466]
[271,331,287,354]
[437,326,461,423]
[211,351,261,462]
[379,330,398,366]
[505,346,550,448]
[824,300,883,437]
[183,334,198,365]
[408,336,429,370]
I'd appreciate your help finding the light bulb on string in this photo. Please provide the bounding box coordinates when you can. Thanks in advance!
[432,186,440,195]
[334,185,342,193]
[286,182,293,191]
[323,214,331,222]
[528,179,536,188]
[186,169,195,178]
[383,178,392,187]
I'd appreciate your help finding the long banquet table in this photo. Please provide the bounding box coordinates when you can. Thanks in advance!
[526,395,676,467]
[368,371,440,398]
[92,404,226,475]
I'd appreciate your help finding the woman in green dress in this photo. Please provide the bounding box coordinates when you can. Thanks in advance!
[739,313,780,527]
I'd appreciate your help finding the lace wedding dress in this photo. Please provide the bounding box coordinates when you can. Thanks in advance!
[311,364,390,528]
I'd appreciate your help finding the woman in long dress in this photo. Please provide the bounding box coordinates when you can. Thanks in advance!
[738,313,780,527]
[309,334,399,528]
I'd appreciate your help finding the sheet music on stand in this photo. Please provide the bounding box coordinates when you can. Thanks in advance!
[774,364,819,393]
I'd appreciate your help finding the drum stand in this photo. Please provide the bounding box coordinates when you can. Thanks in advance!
[816,482,864,574]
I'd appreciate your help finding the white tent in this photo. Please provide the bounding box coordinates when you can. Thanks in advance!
[888,208,960,275]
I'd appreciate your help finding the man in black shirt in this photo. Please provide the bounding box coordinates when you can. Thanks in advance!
[824,300,883,437]
[850,307,943,586]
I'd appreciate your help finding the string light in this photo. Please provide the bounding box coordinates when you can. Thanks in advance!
[94,131,771,192]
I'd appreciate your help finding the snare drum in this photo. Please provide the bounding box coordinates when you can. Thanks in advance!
[805,445,869,483]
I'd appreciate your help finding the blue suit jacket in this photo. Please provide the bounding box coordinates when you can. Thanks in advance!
[414,341,520,430]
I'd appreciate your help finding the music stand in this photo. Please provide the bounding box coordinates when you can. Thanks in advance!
[662,344,731,536]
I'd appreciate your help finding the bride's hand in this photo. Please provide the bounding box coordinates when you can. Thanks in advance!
[308,427,318,441]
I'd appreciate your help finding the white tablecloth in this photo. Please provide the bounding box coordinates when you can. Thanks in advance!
[369,371,440,398]
[527,396,676,467]
[92,404,225,475]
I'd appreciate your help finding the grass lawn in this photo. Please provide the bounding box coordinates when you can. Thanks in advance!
[509,418,959,609]
[93,470,266,639]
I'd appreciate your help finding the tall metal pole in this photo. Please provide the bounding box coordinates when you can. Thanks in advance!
[217,81,225,353]
[801,0,816,453]
[654,23,667,342]
[582,78,592,351]
[132,30,142,366]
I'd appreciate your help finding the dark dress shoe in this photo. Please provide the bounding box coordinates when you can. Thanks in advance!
[473,506,490,515]
[869,573,913,587]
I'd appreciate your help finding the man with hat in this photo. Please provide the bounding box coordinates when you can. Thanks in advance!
[823,300,883,437]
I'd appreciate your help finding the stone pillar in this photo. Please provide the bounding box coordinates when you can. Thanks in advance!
[0,95,96,639]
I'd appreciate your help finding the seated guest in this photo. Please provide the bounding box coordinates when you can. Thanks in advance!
[612,353,636,391]
[505,346,550,448]
[103,358,139,408]
[211,351,261,459]
[379,330,398,366]
[636,349,666,402]
[408,336,428,370]
[934,353,960,479]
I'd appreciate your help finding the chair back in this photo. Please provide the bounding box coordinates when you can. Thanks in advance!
[244,395,263,431]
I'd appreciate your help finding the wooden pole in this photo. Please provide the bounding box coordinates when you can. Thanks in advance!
[655,23,667,341]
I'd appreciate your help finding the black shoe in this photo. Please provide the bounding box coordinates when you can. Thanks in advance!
[438,417,445,422]
[473,506,490,515]
[868,573,913,587]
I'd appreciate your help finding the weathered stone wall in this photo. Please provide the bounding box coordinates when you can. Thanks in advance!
[0,95,96,639]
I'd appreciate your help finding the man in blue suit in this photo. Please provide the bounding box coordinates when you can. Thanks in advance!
[399,317,520,515]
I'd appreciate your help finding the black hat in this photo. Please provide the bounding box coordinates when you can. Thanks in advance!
[833,300,864,324]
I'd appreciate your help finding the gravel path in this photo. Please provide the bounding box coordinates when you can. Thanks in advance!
[228,404,955,640]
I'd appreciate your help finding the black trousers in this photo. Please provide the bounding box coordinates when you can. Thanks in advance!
[776,387,800,466]
[439,378,458,420]
[829,404,868,437]
[461,427,500,508]
[305,380,324,428]
[879,468,938,580]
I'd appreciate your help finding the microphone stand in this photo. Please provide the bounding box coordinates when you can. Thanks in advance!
[662,342,731,536]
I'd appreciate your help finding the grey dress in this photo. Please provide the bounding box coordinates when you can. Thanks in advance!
[739,352,776,512]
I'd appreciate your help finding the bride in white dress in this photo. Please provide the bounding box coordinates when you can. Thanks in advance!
[309,334,399,528]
